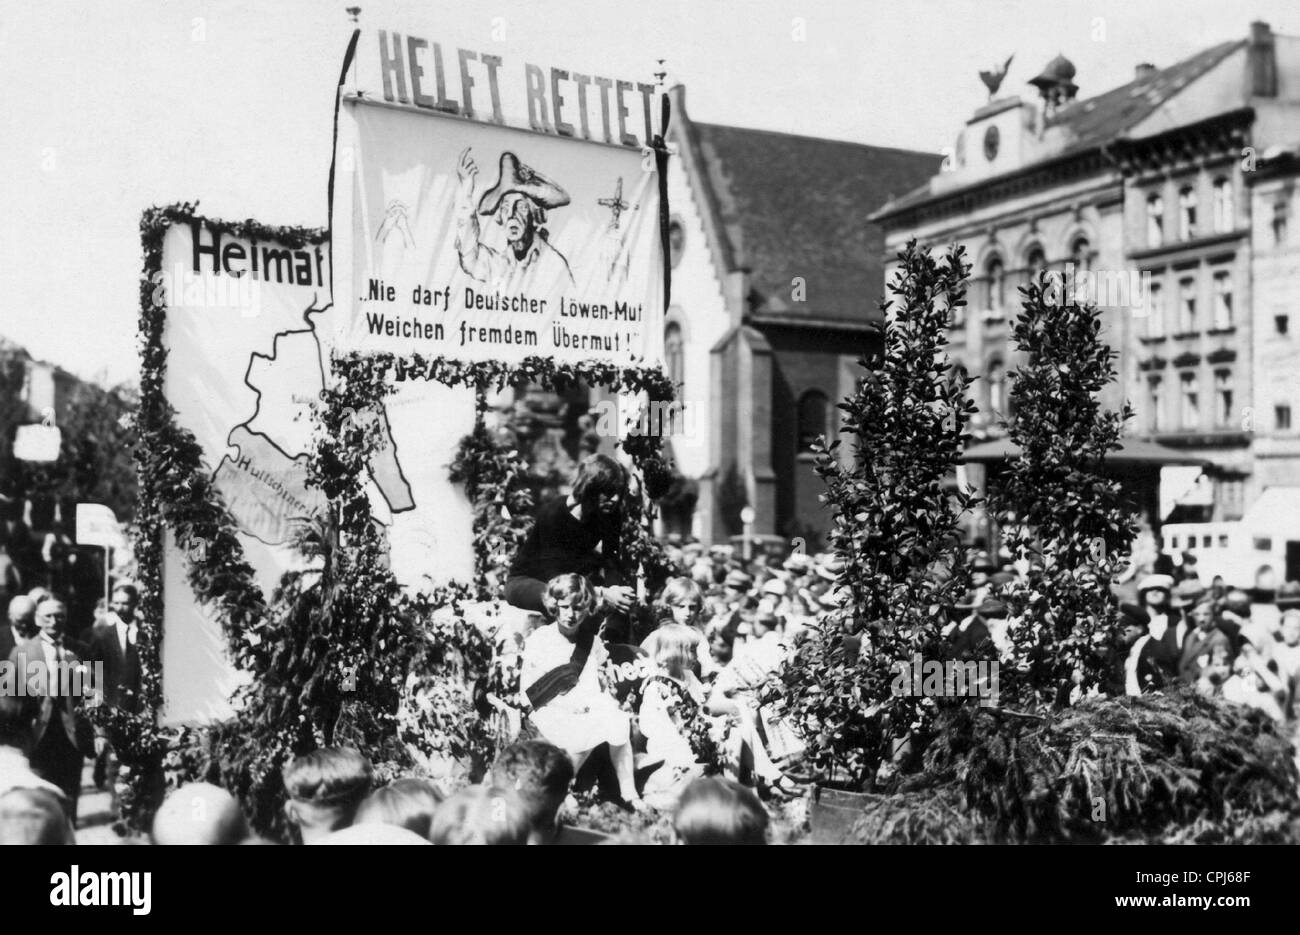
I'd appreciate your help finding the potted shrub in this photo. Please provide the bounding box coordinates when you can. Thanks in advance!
[766,241,979,839]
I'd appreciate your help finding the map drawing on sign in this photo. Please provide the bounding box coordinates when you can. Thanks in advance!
[212,297,415,547]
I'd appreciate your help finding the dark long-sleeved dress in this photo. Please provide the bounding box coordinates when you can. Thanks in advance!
[503,497,621,613]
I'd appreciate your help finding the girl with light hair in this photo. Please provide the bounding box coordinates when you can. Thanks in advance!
[639,623,798,805]
[519,574,644,810]
[644,577,715,678]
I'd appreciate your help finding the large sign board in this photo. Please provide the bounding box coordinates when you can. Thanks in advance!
[157,214,475,725]
[332,29,667,366]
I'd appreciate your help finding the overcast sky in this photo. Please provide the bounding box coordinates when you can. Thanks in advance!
[3,0,1299,384]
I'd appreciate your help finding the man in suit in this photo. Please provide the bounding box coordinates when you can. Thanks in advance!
[948,596,997,661]
[1177,598,1234,685]
[1221,589,1271,653]
[1162,579,1203,661]
[9,598,93,821]
[87,584,141,793]
[1119,603,1174,696]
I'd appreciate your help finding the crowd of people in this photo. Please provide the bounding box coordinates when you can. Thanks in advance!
[0,577,141,827]
[4,450,1300,843]
[1118,570,1300,723]
[480,454,850,812]
[0,736,771,845]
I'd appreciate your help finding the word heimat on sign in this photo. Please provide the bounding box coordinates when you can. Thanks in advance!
[333,31,668,366]
[372,30,659,149]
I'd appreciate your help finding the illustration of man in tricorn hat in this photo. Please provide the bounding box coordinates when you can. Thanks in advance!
[455,147,575,290]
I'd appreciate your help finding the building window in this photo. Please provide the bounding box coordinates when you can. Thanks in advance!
[1146,281,1164,338]
[668,218,685,269]
[1180,372,1199,429]
[985,257,1005,316]
[1213,370,1233,427]
[1071,237,1091,273]
[987,360,1006,416]
[1146,194,1164,246]
[1211,271,1233,330]
[947,291,965,328]
[1177,278,1196,333]
[1274,201,1289,245]
[1212,178,1233,232]
[664,322,684,434]
[1278,404,1293,431]
[1025,246,1047,286]
[797,390,828,452]
[1148,376,1164,432]
[1178,186,1197,240]
[1277,314,1289,335]
[1221,480,1244,521]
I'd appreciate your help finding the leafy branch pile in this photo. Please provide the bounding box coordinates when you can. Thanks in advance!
[852,690,1299,844]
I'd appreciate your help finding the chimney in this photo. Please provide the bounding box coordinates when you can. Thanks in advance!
[1134,63,1156,80]
[1249,21,1277,98]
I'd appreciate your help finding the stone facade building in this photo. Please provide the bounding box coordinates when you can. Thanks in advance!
[872,22,1300,556]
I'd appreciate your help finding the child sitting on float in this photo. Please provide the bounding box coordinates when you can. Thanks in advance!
[519,573,645,811]
[639,623,798,804]
[643,577,716,679]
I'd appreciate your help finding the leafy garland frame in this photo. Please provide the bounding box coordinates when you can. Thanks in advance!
[116,201,676,831]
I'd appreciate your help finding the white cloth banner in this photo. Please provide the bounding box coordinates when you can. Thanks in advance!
[158,215,475,725]
[333,99,665,365]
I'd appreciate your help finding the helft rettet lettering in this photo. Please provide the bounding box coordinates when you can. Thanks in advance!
[374,31,658,148]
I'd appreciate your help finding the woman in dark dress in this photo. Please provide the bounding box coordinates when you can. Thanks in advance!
[504,454,636,616]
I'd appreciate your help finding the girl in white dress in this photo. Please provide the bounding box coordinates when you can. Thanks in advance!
[642,577,716,679]
[639,624,797,805]
[520,574,645,810]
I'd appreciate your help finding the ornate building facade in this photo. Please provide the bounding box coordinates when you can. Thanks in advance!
[873,22,1300,560]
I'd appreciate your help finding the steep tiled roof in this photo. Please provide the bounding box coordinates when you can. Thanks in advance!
[1047,39,1243,149]
[688,122,942,324]
[875,39,1245,219]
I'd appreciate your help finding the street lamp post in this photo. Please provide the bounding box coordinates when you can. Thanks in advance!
[740,505,756,562]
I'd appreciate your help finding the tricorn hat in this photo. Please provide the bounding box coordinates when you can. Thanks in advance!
[478,152,571,215]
